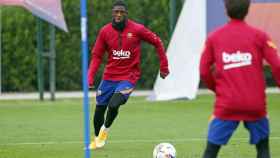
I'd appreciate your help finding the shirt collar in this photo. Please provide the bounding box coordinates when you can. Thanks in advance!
[229,19,246,24]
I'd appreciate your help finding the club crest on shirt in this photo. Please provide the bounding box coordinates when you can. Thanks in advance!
[267,41,277,49]
[127,32,133,38]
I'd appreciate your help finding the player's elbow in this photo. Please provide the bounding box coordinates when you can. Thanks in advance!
[92,53,103,60]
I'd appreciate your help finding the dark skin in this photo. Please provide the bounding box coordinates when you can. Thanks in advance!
[160,71,169,79]
[112,6,127,23]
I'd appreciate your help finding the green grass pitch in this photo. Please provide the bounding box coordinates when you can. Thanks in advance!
[0,94,279,158]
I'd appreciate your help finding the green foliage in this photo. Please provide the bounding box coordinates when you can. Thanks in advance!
[2,7,37,91]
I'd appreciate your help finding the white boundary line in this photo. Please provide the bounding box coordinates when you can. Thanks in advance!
[1,137,280,146]
[0,88,279,100]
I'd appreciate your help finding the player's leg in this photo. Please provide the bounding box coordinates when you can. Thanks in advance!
[104,80,134,128]
[89,80,116,149]
[104,92,127,128]
[89,106,107,149]
[93,106,107,137]
[244,117,270,158]
[256,138,270,158]
[202,116,239,158]
[203,142,221,158]
[98,81,134,146]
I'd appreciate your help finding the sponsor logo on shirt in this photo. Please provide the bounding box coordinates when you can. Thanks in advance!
[112,49,131,59]
[222,51,252,70]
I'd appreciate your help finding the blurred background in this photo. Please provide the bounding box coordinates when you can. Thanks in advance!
[0,0,278,94]
[0,0,185,93]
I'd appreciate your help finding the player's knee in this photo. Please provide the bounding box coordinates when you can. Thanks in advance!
[108,92,127,109]
[95,106,107,114]
[94,106,106,119]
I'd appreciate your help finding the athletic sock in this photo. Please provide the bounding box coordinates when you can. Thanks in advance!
[100,124,110,133]
[93,106,107,136]
[256,137,270,158]
[202,141,221,158]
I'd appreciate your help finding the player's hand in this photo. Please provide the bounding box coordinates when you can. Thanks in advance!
[88,77,94,89]
[89,84,95,89]
[160,71,169,79]
[88,81,94,89]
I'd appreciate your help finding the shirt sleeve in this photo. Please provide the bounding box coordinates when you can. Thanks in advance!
[138,26,169,74]
[262,33,280,87]
[199,38,216,92]
[87,29,106,86]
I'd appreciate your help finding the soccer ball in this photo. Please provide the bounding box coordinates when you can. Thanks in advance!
[153,143,176,158]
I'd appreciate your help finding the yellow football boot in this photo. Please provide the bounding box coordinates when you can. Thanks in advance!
[96,128,108,148]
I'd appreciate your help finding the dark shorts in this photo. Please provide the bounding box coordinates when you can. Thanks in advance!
[208,117,269,145]
[96,80,135,106]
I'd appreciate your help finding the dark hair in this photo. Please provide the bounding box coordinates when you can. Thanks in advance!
[224,0,250,20]
[112,0,128,10]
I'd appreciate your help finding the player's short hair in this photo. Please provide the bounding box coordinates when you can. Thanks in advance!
[112,0,128,11]
[224,0,250,20]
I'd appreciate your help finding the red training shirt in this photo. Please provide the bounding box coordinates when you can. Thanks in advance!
[88,20,169,85]
[200,19,280,121]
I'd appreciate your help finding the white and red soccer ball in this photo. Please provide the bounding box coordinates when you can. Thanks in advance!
[153,143,176,158]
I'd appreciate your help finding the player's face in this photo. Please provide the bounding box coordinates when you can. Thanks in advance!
[112,6,127,23]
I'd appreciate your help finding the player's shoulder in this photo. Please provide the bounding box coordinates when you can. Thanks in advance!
[127,19,145,29]
[96,23,113,37]
[100,23,112,32]
[207,26,225,41]
[244,23,271,43]
[247,24,268,37]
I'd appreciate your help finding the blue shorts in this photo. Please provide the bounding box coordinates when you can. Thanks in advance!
[96,80,135,106]
[208,117,269,145]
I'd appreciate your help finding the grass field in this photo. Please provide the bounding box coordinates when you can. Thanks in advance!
[0,94,279,158]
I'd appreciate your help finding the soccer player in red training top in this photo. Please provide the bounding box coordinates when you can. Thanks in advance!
[87,0,169,149]
[200,0,280,158]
